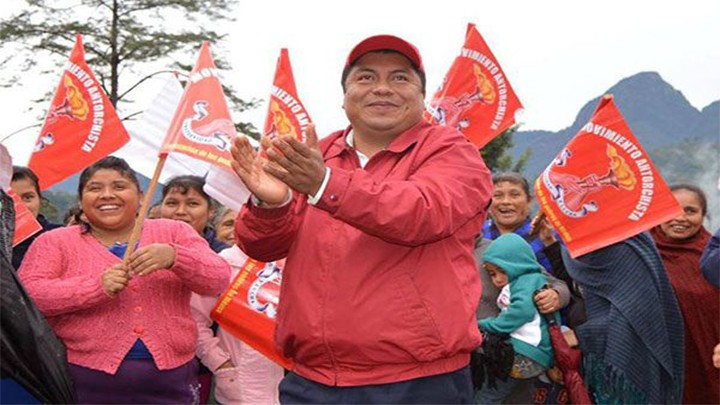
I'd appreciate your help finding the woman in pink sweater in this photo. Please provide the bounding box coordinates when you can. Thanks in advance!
[191,219,284,404]
[18,156,230,404]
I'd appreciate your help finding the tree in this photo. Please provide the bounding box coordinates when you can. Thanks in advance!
[41,190,78,223]
[0,0,261,137]
[480,126,531,173]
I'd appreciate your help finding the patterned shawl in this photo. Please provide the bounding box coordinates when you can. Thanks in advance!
[562,232,684,404]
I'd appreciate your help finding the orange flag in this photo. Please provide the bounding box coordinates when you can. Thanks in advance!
[426,23,523,148]
[160,42,236,169]
[28,34,130,190]
[535,95,682,257]
[263,48,311,143]
[211,258,293,369]
[8,189,42,247]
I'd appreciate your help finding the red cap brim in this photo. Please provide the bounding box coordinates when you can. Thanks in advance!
[345,35,424,73]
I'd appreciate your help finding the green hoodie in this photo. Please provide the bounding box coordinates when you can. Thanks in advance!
[478,233,556,368]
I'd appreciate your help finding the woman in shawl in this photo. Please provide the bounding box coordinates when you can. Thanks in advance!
[562,233,684,404]
[650,184,719,404]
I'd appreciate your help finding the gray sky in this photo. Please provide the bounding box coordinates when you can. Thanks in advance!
[1,0,719,165]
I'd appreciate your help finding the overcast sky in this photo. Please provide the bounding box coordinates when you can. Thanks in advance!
[1,0,719,165]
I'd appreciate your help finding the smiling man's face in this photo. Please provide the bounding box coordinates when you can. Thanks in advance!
[342,51,425,141]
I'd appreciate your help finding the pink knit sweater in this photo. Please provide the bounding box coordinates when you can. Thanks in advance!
[18,219,231,375]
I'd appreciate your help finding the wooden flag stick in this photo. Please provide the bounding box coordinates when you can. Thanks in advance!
[123,154,168,264]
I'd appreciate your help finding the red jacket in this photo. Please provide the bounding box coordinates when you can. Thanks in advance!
[237,121,492,386]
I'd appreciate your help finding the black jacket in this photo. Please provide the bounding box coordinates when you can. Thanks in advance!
[12,215,61,270]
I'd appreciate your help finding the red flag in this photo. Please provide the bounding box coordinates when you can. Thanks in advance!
[8,189,42,247]
[28,34,130,190]
[160,42,237,169]
[263,48,311,143]
[211,258,293,369]
[535,95,682,257]
[426,23,523,148]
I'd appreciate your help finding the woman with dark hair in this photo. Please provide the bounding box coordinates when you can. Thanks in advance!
[650,183,719,404]
[474,173,573,404]
[160,175,228,253]
[484,173,559,271]
[18,156,230,404]
[483,172,574,316]
[10,166,61,269]
[159,175,230,404]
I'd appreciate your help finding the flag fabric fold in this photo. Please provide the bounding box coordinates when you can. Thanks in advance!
[28,34,130,190]
[426,23,523,148]
[535,95,681,257]
[211,258,293,369]
[203,166,250,213]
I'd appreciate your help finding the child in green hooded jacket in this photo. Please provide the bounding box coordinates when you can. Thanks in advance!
[476,233,558,403]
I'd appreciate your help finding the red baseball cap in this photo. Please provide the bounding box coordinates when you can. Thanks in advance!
[345,35,424,73]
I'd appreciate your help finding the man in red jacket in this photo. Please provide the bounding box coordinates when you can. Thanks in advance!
[230,34,493,403]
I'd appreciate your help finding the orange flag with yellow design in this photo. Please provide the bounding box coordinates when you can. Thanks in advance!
[535,95,682,257]
[28,34,130,190]
[262,48,311,144]
[160,42,236,169]
[426,23,522,148]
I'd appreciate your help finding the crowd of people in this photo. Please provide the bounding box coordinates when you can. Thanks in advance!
[1,33,718,405]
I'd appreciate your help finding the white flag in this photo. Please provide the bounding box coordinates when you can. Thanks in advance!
[0,144,13,191]
[204,165,250,213]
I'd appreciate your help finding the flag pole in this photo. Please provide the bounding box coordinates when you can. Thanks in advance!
[123,154,168,263]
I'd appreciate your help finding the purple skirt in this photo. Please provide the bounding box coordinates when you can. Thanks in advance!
[69,359,199,404]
